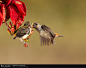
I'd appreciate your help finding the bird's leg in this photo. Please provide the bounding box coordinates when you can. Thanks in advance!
[20,38,26,44]
[20,38,28,47]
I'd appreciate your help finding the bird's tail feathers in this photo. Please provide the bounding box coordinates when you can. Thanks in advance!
[55,33,63,38]
[13,37,16,39]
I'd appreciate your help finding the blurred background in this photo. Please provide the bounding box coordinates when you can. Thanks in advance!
[0,0,86,64]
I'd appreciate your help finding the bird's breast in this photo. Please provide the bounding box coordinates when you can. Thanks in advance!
[22,34,29,39]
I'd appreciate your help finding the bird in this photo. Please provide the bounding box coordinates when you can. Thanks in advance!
[13,21,33,45]
[31,22,63,46]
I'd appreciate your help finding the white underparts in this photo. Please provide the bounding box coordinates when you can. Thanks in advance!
[55,35,58,38]
[22,34,29,39]
[19,38,26,44]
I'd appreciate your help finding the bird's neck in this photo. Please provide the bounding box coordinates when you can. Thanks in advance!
[35,27,41,33]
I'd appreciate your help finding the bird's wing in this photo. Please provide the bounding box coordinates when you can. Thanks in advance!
[40,35,52,46]
[15,26,30,38]
[41,25,55,37]
[40,29,54,46]
[39,25,55,46]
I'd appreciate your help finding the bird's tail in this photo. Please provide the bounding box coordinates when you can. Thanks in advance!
[55,33,63,38]
[13,37,16,39]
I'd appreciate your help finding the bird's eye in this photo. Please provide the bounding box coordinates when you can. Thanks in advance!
[33,23,37,27]
[35,23,37,25]
[33,24,34,26]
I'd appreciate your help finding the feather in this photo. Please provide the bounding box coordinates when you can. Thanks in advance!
[40,36,42,46]
[41,25,55,37]
[40,35,54,46]
[32,23,56,46]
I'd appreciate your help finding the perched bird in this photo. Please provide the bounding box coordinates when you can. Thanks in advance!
[13,21,33,45]
[31,22,63,46]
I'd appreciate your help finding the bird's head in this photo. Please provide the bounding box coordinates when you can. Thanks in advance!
[31,22,41,29]
[24,21,31,28]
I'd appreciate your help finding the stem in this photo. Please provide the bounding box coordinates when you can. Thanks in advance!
[5,22,10,29]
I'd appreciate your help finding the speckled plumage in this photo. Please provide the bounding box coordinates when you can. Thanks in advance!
[13,21,31,44]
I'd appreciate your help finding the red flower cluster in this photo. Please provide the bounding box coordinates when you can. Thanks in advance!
[0,0,26,35]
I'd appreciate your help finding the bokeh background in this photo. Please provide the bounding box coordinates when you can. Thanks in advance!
[0,0,86,64]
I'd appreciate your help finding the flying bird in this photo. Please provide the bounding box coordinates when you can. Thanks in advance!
[13,21,33,45]
[31,22,63,46]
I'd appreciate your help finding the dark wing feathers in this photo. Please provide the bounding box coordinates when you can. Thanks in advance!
[15,26,30,38]
[40,36,48,46]
[41,25,55,37]
[40,36,52,46]
[40,25,55,45]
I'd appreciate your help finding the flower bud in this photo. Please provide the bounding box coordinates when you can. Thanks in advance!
[24,44,28,47]
[19,20,24,25]
[12,20,16,26]
[9,22,12,28]
[2,4,5,22]
[16,23,20,29]
[31,30,33,35]
[7,29,11,35]
[11,27,15,34]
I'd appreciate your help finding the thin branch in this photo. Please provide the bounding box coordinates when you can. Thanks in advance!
[5,22,10,29]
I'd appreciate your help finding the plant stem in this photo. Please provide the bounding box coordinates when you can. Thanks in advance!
[5,22,10,29]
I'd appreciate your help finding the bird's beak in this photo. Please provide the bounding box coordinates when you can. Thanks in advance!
[31,23,33,28]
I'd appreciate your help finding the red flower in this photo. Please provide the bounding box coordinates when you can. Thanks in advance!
[0,2,5,26]
[0,0,26,27]
[8,0,26,26]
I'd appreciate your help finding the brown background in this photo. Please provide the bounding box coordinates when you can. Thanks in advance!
[0,0,86,64]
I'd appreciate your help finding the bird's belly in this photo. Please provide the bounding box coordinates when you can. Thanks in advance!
[22,34,29,39]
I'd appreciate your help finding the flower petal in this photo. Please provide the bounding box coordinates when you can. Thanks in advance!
[11,27,15,34]
[0,16,2,26]
[9,5,19,25]
[14,0,26,15]
[20,1,26,15]
[6,7,10,21]
[16,23,20,29]
[0,12,3,19]
[1,4,5,22]
[2,0,12,7]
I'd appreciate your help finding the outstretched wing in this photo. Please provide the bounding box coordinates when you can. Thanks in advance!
[40,25,55,46]
[41,25,55,37]
[40,35,53,46]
